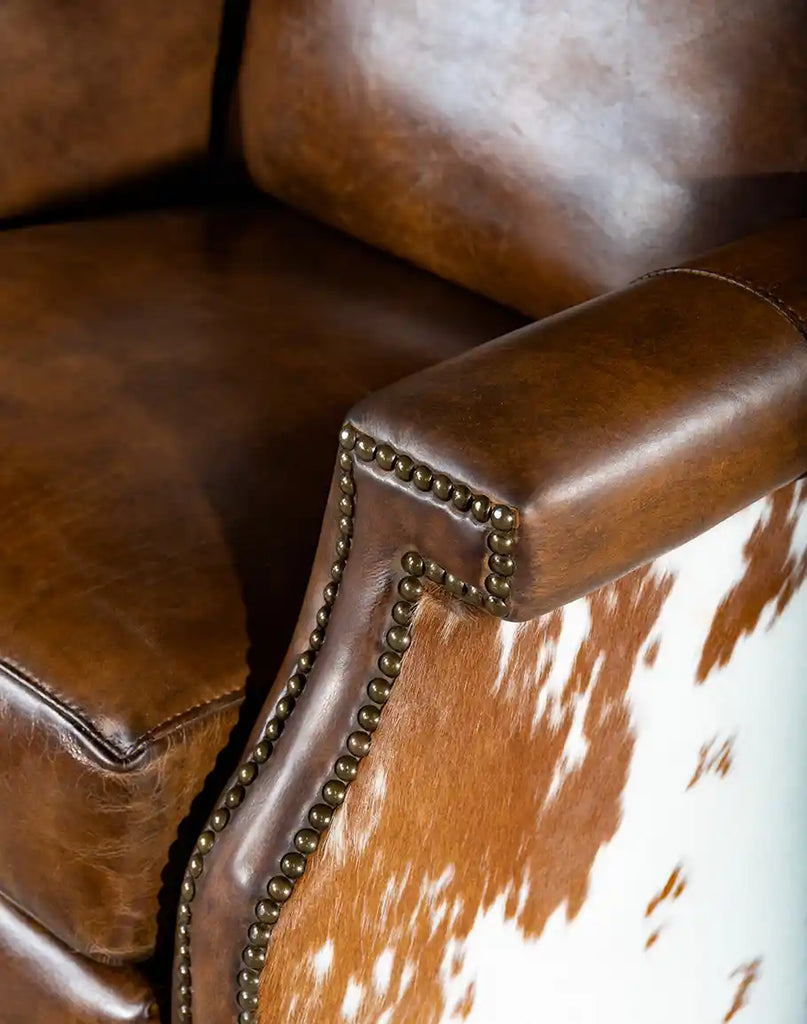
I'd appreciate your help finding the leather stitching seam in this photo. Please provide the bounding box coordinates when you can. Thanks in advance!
[637,266,807,340]
[0,656,244,765]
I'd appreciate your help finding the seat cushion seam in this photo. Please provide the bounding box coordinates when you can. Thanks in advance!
[0,656,244,765]
[120,687,245,759]
[637,266,807,340]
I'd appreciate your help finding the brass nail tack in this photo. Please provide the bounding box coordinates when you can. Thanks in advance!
[398,576,423,601]
[253,740,271,763]
[471,495,491,522]
[433,474,453,500]
[368,678,392,704]
[425,559,445,584]
[239,970,260,992]
[392,601,413,625]
[211,808,230,831]
[294,828,320,854]
[489,553,514,576]
[225,785,245,808]
[355,434,377,461]
[297,650,316,673]
[491,505,515,531]
[339,424,356,450]
[248,923,272,947]
[452,484,472,511]
[386,626,410,652]
[308,804,333,830]
[197,831,215,854]
[413,465,433,491]
[347,731,372,757]
[394,454,414,480]
[287,673,305,697]
[485,574,511,599]
[281,852,306,879]
[275,696,295,720]
[488,532,515,555]
[379,651,402,677]
[238,991,259,1011]
[401,551,424,575]
[322,780,347,806]
[358,705,381,731]
[242,946,266,970]
[267,876,294,902]
[264,718,283,741]
[375,443,396,470]
[255,900,281,924]
[335,754,359,781]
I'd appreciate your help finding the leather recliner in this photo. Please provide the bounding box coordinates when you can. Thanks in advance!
[0,3,805,1023]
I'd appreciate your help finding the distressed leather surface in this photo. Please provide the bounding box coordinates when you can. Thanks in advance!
[239,0,807,318]
[0,204,522,963]
[0,2,224,220]
[0,892,158,1023]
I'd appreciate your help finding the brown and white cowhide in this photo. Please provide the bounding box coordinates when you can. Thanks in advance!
[259,479,807,1023]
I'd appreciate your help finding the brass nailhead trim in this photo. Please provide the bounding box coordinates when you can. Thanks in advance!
[175,424,518,1022]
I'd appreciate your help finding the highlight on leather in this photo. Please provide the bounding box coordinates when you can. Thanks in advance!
[257,479,807,1023]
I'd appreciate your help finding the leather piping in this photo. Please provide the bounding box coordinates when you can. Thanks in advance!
[0,656,244,767]
[637,266,807,340]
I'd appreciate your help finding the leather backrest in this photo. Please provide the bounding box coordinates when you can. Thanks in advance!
[239,0,807,317]
[0,3,224,220]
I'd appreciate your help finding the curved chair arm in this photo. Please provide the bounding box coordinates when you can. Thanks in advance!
[351,217,807,618]
[172,219,807,1024]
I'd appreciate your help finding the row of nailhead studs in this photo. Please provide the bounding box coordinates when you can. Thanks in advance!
[233,426,519,1019]
[341,423,517,617]
[235,554,423,1021]
[174,448,359,1022]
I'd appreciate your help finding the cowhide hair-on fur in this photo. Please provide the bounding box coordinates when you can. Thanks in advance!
[259,479,807,1024]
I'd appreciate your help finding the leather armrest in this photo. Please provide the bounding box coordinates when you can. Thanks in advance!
[351,219,807,618]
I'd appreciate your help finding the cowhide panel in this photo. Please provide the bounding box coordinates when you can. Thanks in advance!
[259,479,807,1023]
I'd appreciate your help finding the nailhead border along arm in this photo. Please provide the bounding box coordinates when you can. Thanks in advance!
[173,424,519,1023]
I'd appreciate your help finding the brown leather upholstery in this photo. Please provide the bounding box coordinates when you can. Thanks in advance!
[180,219,807,1022]
[0,893,157,1023]
[352,220,807,617]
[0,204,522,963]
[239,0,807,318]
[0,2,224,220]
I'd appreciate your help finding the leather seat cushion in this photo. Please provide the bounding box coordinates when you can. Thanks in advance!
[0,203,523,962]
[0,893,157,1024]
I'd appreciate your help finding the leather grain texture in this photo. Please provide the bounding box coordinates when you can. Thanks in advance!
[0,205,522,963]
[0,892,158,1023]
[239,0,807,317]
[351,219,807,618]
[0,2,224,219]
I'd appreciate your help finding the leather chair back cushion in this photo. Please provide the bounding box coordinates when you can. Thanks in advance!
[0,2,223,220]
[238,0,807,318]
